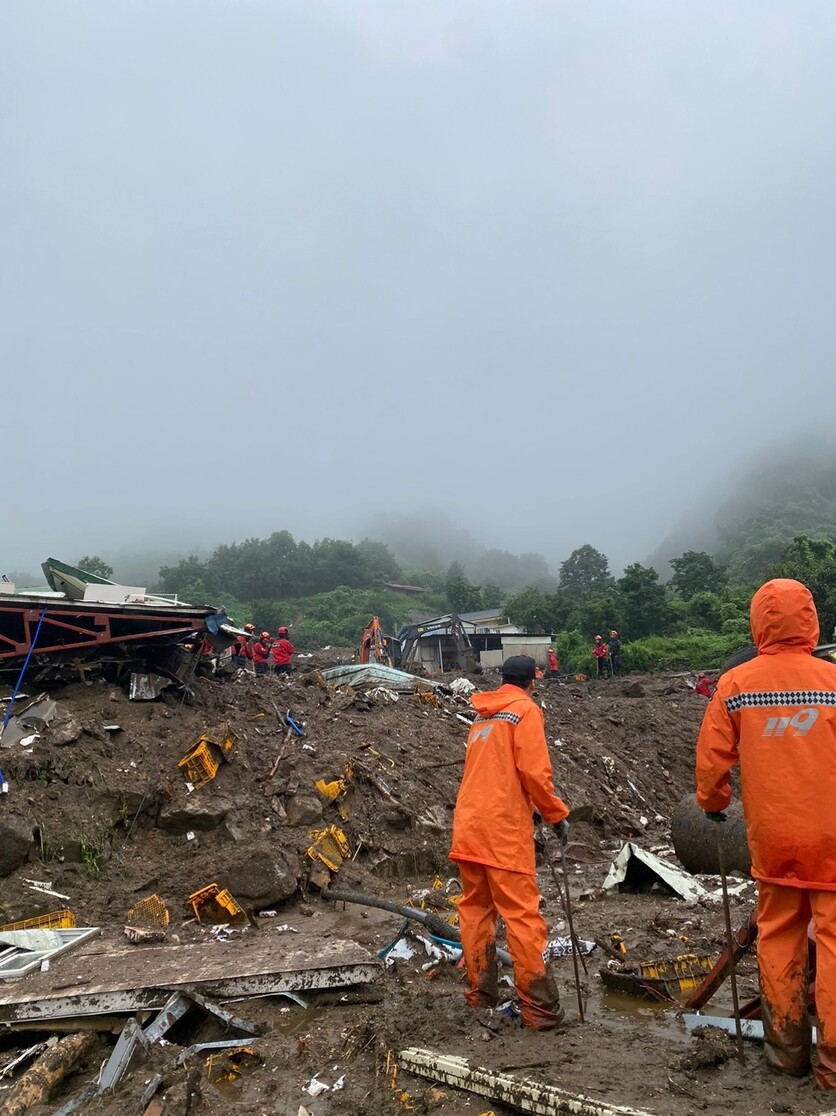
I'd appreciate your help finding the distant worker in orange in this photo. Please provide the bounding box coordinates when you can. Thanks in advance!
[608,631,622,677]
[592,635,609,679]
[696,579,836,1089]
[694,672,712,698]
[547,648,559,677]
[253,632,272,677]
[450,655,571,1030]
[272,626,295,676]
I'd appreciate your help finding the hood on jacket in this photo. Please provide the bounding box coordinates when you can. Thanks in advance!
[750,578,819,655]
[471,685,530,716]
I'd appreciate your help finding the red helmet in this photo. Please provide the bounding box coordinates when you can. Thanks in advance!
[278,626,288,636]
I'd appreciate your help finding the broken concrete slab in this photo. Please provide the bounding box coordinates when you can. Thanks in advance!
[0,931,379,1024]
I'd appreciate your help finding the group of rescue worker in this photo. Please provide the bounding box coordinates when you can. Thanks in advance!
[231,624,295,676]
[592,631,621,677]
[450,577,836,1090]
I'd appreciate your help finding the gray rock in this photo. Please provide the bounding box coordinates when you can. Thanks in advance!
[50,717,83,746]
[157,795,231,835]
[0,815,35,876]
[284,794,323,827]
[221,844,300,908]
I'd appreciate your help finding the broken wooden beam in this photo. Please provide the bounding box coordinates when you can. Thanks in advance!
[398,1047,657,1116]
[3,1031,97,1116]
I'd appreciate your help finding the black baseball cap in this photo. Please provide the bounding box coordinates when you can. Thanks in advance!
[502,655,537,683]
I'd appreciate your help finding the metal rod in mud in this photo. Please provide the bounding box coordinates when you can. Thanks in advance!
[558,840,585,1022]
[539,826,588,978]
[717,836,745,1064]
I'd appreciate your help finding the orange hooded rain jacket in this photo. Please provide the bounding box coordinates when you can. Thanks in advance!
[450,685,569,876]
[696,578,836,889]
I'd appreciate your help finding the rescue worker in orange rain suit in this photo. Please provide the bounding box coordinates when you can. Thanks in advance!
[450,655,571,1030]
[695,579,836,1089]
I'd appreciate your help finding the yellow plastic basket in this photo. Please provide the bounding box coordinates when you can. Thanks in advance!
[178,740,221,790]
[126,894,171,927]
[0,909,76,931]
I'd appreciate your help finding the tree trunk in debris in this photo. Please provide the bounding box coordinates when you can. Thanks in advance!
[4,1031,97,1116]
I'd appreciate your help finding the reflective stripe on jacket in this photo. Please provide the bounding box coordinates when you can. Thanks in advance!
[696,578,836,889]
[450,684,569,876]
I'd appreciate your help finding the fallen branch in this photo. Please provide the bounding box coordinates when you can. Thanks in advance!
[3,1032,96,1116]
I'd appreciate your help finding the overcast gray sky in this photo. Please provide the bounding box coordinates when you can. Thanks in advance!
[3,1,835,578]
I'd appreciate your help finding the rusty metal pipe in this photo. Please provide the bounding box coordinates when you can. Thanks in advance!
[671,794,751,876]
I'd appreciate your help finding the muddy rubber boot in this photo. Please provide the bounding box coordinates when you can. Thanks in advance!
[815,1045,836,1091]
[761,994,811,1077]
[518,971,566,1031]
[464,950,499,1010]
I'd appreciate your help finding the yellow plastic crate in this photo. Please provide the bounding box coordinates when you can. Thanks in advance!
[188,883,247,925]
[306,826,352,872]
[639,952,713,994]
[0,909,76,931]
[199,721,239,760]
[178,739,221,790]
[126,894,170,927]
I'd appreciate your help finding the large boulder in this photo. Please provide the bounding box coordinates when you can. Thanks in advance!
[221,844,301,909]
[284,795,323,827]
[0,814,35,876]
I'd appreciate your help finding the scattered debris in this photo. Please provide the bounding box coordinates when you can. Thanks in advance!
[602,843,707,903]
[0,926,99,981]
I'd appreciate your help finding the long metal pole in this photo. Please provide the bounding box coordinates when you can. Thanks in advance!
[558,841,585,1022]
[540,825,588,976]
[717,836,745,1063]
[539,825,585,1020]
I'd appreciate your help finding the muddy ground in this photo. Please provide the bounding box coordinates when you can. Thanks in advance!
[0,659,831,1115]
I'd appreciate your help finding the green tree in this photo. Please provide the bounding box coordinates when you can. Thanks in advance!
[505,588,552,632]
[670,551,728,600]
[616,563,669,639]
[76,555,114,579]
[559,545,612,600]
[445,563,483,613]
[769,534,836,638]
[685,592,724,631]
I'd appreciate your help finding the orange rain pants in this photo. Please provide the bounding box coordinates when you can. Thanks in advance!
[457,861,564,1031]
[758,881,836,1089]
